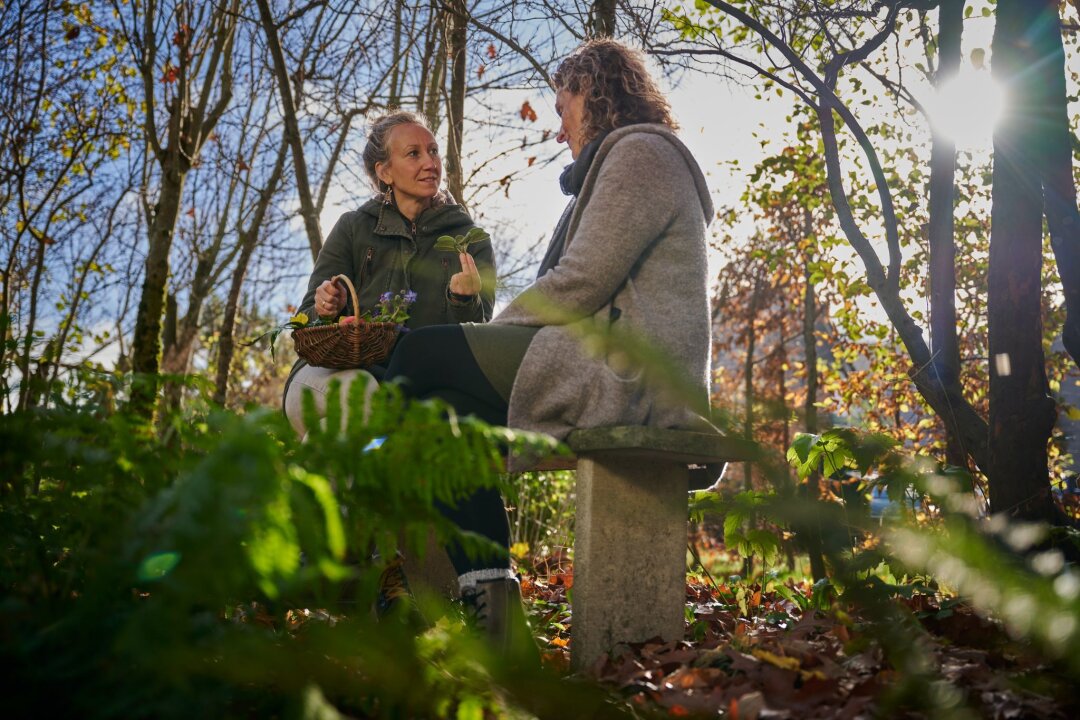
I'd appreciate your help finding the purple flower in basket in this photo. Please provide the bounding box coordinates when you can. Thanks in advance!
[365,288,417,325]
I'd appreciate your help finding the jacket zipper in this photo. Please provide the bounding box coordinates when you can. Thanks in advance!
[358,248,375,297]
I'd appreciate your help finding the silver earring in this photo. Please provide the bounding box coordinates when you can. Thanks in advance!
[383,184,393,205]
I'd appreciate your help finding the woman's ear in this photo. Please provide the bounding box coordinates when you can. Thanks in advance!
[375,161,392,187]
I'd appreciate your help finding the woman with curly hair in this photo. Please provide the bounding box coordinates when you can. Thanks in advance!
[384,39,715,653]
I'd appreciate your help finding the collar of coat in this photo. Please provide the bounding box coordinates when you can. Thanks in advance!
[579,123,715,225]
[360,191,474,238]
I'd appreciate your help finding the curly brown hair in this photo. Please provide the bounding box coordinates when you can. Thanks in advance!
[552,39,677,147]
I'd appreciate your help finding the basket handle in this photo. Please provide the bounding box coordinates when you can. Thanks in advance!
[331,273,361,317]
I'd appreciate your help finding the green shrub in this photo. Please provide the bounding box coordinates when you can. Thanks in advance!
[0,378,640,718]
[507,470,575,569]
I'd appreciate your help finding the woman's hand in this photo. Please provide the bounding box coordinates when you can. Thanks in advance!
[315,279,346,317]
[449,252,482,297]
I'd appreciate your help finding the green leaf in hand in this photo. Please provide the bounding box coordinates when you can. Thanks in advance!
[435,227,490,254]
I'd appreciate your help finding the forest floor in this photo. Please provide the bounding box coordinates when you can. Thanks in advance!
[520,535,1079,720]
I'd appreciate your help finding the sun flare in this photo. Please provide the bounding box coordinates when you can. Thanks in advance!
[924,68,1005,149]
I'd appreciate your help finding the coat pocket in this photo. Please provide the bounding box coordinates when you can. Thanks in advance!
[601,277,648,382]
[576,358,652,427]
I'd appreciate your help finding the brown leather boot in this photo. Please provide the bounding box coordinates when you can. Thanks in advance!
[374,555,422,626]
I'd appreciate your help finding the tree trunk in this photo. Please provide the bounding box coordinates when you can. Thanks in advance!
[777,300,789,452]
[928,0,966,469]
[743,273,763,489]
[16,237,47,410]
[423,10,446,133]
[741,274,759,581]
[255,0,323,262]
[590,0,617,37]
[802,211,827,581]
[130,166,185,413]
[389,0,404,108]
[987,0,1058,521]
[213,245,258,407]
[416,2,439,117]
[1031,3,1080,369]
[445,0,467,205]
[160,291,184,414]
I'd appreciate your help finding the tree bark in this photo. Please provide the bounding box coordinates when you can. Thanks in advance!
[16,235,47,410]
[389,0,404,108]
[255,0,323,262]
[446,0,468,205]
[423,10,446,135]
[130,166,185,411]
[802,209,826,581]
[416,2,439,116]
[987,0,1059,521]
[590,0,617,37]
[1032,3,1080,369]
[743,272,763,489]
[927,0,966,469]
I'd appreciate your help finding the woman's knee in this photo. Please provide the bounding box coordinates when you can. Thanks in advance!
[386,325,463,385]
[283,365,377,436]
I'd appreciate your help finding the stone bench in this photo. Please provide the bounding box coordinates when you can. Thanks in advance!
[541,426,758,670]
[405,425,759,670]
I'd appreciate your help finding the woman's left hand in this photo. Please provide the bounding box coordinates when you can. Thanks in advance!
[449,252,482,297]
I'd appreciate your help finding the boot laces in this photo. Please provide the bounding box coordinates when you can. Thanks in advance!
[375,558,412,615]
[462,585,490,624]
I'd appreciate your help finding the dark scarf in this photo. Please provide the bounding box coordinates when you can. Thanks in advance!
[535,132,610,279]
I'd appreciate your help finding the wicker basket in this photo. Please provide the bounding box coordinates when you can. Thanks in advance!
[292,274,399,369]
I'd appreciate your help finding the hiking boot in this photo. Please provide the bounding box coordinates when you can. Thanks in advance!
[461,576,539,665]
[374,555,418,622]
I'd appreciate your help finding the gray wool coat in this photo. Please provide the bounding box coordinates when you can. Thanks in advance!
[492,123,715,460]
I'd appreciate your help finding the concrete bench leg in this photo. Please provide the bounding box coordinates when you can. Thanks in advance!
[571,455,688,670]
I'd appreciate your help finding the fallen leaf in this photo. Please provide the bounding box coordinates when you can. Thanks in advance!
[520,100,537,122]
[736,691,765,720]
[751,648,800,672]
